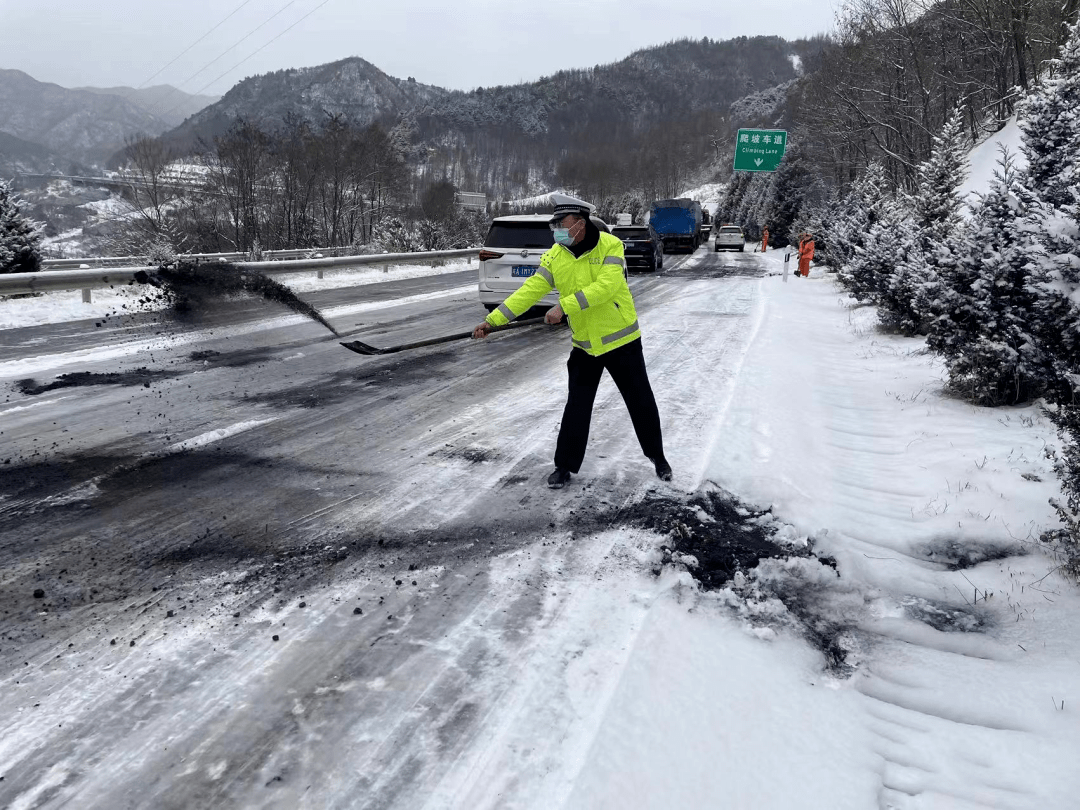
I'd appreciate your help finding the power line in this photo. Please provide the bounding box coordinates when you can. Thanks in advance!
[191,0,332,98]
[157,0,335,122]
[137,0,254,89]
[175,1,296,90]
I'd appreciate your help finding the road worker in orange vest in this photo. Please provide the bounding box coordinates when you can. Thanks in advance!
[797,233,815,277]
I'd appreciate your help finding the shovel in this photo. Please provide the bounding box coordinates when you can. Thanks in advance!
[340,316,548,356]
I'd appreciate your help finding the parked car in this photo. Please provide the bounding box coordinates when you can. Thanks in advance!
[477,214,613,312]
[714,224,745,251]
[612,225,663,272]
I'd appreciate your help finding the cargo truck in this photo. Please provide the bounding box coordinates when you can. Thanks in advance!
[648,198,702,253]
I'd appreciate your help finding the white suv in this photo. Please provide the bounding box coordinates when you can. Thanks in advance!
[477,214,613,312]
[714,224,745,252]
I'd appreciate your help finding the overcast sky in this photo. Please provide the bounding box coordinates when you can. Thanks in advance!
[0,0,838,97]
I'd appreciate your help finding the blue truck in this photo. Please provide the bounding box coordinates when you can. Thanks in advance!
[648,198,703,253]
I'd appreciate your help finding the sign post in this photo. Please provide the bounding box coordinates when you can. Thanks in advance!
[733,129,788,173]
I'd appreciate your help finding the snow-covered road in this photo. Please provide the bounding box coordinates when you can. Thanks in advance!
[2,247,1079,809]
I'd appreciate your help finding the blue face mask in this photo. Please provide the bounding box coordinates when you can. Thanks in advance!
[553,227,573,246]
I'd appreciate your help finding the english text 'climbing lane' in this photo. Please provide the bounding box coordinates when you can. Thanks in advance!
[733,129,788,172]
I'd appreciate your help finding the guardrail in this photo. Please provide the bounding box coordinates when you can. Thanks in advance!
[40,246,354,269]
[1,248,477,300]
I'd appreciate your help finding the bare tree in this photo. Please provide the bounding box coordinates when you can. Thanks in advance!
[211,119,274,251]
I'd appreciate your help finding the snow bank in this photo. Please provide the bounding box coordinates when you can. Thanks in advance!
[270,258,471,294]
[706,272,1060,548]
[698,272,1080,808]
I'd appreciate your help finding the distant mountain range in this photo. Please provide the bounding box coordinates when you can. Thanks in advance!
[0,69,218,172]
[167,37,802,145]
[158,36,809,198]
[74,84,220,129]
[2,36,813,200]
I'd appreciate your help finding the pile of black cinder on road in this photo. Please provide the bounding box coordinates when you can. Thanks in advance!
[135,261,340,337]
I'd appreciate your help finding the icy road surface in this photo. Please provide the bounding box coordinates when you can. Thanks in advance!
[0,247,759,807]
[3,247,1079,809]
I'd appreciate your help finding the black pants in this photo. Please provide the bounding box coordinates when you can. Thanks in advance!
[554,338,665,474]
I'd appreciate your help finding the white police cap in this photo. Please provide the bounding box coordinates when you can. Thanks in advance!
[549,192,596,223]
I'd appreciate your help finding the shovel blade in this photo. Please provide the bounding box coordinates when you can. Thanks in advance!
[340,340,387,355]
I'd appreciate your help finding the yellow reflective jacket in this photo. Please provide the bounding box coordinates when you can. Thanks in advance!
[485,231,641,356]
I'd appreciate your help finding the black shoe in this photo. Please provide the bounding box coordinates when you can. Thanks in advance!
[653,457,673,482]
[547,468,572,489]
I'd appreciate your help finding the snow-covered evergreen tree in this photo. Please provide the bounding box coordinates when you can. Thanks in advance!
[789,183,837,264]
[912,108,969,245]
[899,107,969,335]
[0,179,42,274]
[733,173,769,240]
[1024,23,1080,386]
[1015,22,1080,573]
[715,173,752,225]
[876,195,931,334]
[1018,22,1080,210]
[765,146,810,247]
[832,163,890,298]
[373,217,423,253]
[925,148,1048,405]
[843,193,922,315]
[743,174,775,243]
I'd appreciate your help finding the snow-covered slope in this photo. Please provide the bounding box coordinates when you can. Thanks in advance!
[678,182,726,217]
[959,116,1027,209]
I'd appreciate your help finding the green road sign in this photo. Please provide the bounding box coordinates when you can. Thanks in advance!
[733,129,788,172]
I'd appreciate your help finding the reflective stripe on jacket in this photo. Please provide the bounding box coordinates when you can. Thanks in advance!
[485,231,641,357]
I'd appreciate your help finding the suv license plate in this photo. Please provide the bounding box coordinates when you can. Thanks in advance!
[511,265,536,277]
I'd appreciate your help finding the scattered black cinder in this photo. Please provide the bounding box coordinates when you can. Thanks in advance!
[919,538,1021,570]
[138,262,340,337]
[16,368,182,397]
[272,634,280,642]
[600,487,792,590]
[33,589,44,599]
[594,486,856,675]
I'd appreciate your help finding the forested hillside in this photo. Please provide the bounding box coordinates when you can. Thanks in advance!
[158,36,805,203]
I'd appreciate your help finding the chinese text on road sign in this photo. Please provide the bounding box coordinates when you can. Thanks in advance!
[733,129,788,172]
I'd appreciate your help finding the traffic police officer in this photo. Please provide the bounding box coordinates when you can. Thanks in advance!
[472,193,672,489]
